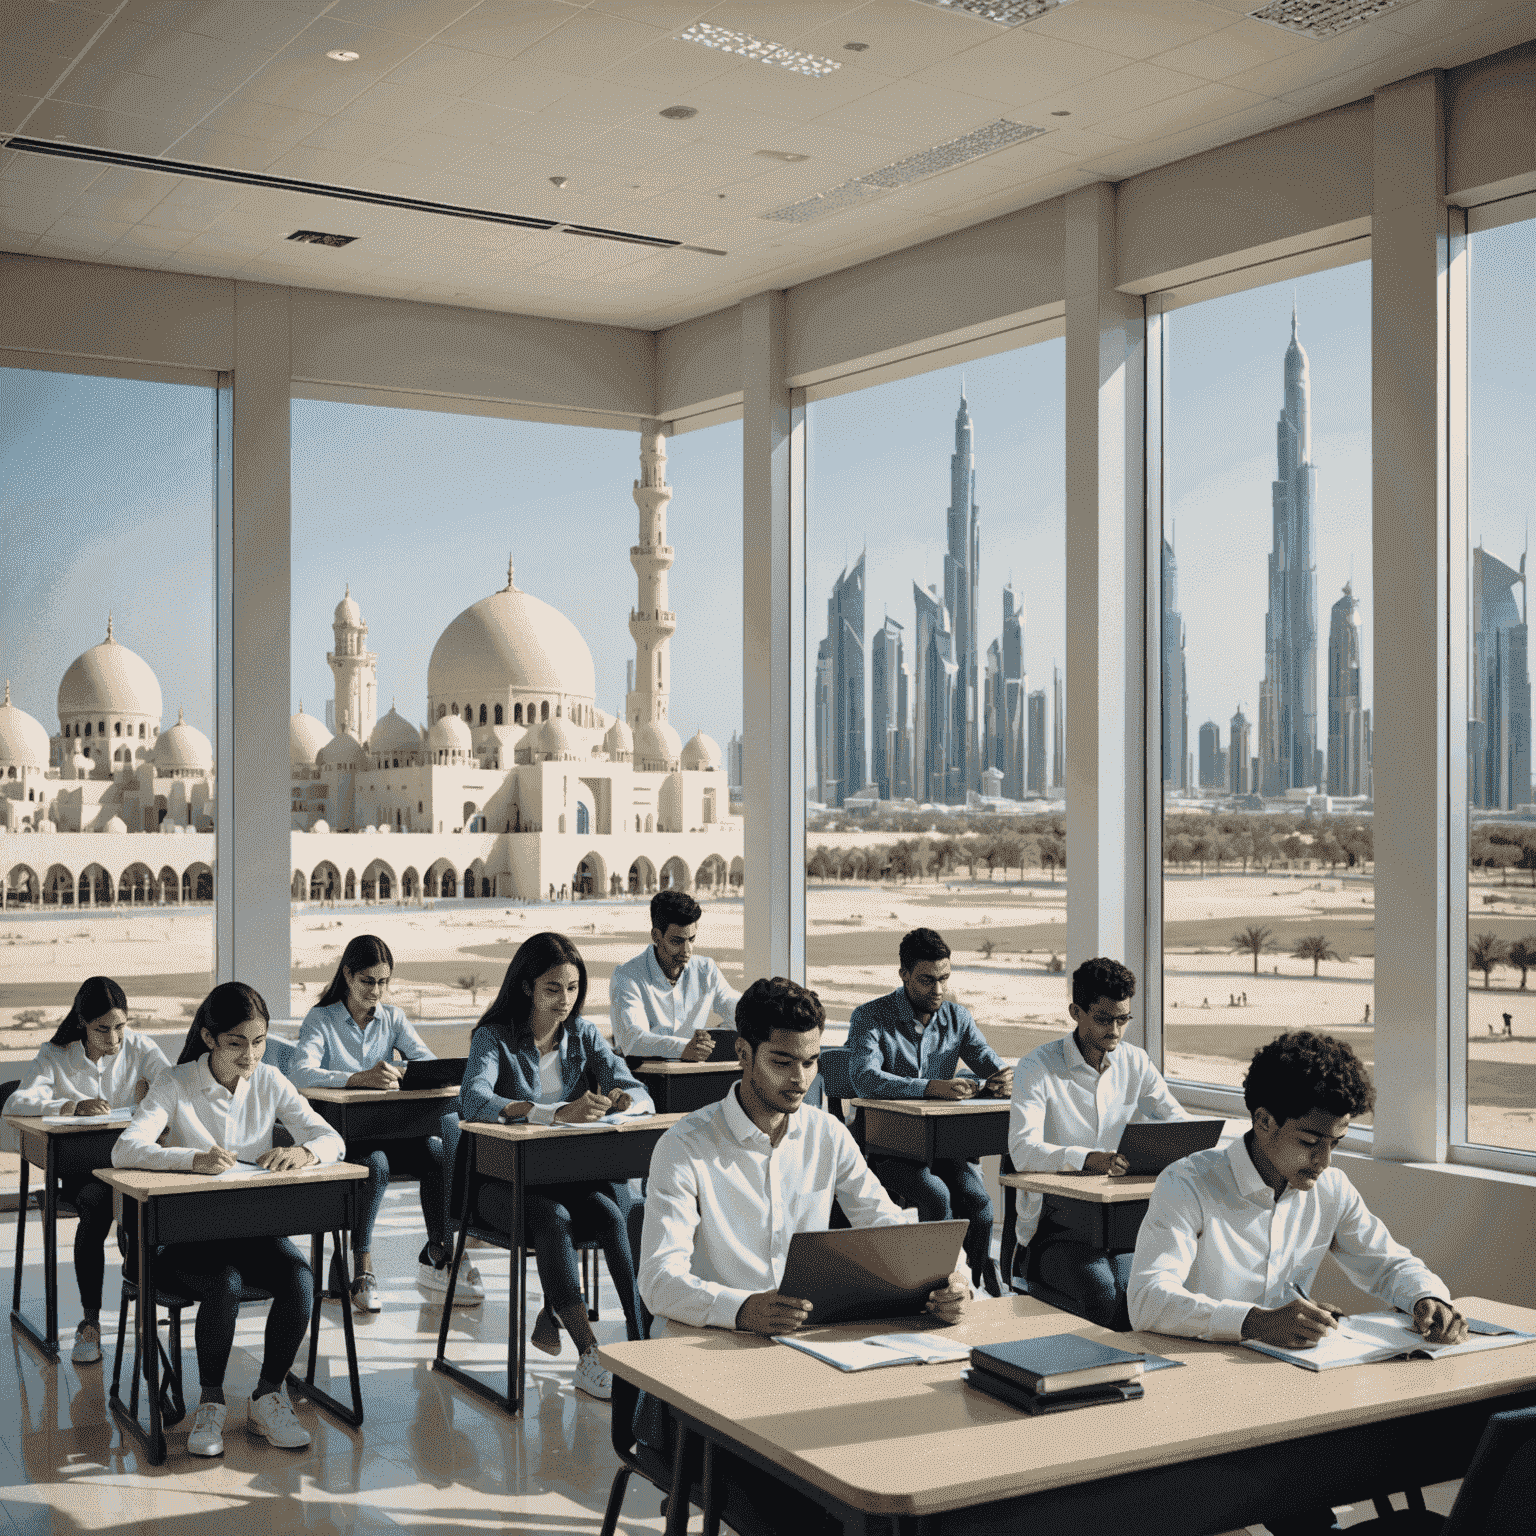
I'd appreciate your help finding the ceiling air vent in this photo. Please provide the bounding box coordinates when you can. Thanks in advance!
[909,0,1076,26]
[288,230,356,247]
[1247,0,1408,38]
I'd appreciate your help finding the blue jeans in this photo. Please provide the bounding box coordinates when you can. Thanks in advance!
[1032,1241,1133,1331]
[349,1111,460,1258]
[871,1156,995,1283]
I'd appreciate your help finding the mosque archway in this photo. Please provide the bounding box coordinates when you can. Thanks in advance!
[44,865,75,906]
[183,863,213,902]
[628,857,656,895]
[80,864,112,905]
[695,854,727,892]
[462,863,480,898]
[573,853,605,898]
[424,859,454,899]
[119,863,154,904]
[158,866,180,904]
[401,867,419,900]
[729,856,745,890]
[659,857,691,894]
[361,859,395,902]
[4,865,38,906]
[292,870,307,901]
[310,861,341,902]
[343,869,357,901]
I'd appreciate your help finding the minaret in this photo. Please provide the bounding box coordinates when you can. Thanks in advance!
[626,420,677,730]
[327,584,378,744]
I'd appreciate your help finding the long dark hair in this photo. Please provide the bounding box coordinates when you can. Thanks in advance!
[177,982,270,1065]
[316,934,394,1008]
[476,933,587,1044]
[50,976,128,1048]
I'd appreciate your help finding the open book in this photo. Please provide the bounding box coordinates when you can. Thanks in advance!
[1243,1310,1534,1371]
[776,1330,972,1372]
[538,1110,652,1132]
[38,1106,136,1127]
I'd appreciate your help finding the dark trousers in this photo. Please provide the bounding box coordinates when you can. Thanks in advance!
[476,1179,644,1342]
[1032,1240,1134,1331]
[349,1110,459,1256]
[871,1156,995,1282]
[59,1172,115,1315]
[157,1236,314,1399]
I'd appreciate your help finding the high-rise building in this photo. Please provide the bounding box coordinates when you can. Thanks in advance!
[1027,689,1047,795]
[1001,584,1027,799]
[1327,581,1366,796]
[1161,536,1188,789]
[871,615,906,801]
[726,730,743,791]
[913,581,956,803]
[1198,720,1222,788]
[944,393,982,799]
[1229,706,1253,795]
[895,658,912,800]
[1051,665,1064,790]
[1470,544,1531,811]
[983,638,1002,778]
[814,554,866,807]
[1259,309,1321,794]
[327,585,378,743]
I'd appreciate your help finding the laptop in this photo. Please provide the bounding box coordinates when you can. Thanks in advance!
[399,1057,467,1092]
[705,1029,740,1063]
[776,1219,968,1327]
[1115,1119,1225,1175]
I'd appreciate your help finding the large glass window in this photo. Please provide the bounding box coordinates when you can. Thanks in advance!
[1155,263,1374,1097]
[288,402,742,1040]
[803,342,1066,1054]
[1464,207,1536,1155]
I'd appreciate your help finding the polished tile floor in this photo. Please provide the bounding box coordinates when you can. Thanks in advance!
[3,1191,1460,1536]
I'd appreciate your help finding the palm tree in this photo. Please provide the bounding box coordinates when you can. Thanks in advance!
[1292,934,1343,977]
[1506,937,1536,989]
[455,972,484,1008]
[1468,932,1508,990]
[1231,924,1274,975]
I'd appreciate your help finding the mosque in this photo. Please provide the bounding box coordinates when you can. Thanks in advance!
[0,424,742,909]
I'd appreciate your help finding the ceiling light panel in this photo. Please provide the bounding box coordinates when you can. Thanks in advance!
[909,0,1076,26]
[1247,0,1408,38]
[679,22,842,78]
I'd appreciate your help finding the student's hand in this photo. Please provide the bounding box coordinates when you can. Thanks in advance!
[926,1078,978,1101]
[1083,1151,1130,1176]
[555,1091,614,1124]
[71,1097,112,1117]
[348,1060,403,1090]
[925,1270,972,1325]
[681,1030,715,1063]
[735,1291,815,1335]
[499,1100,535,1122]
[134,1078,151,1104]
[257,1144,317,1172]
[606,1091,634,1115]
[191,1146,237,1176]
[1413,1297,1468,1346]
[981,1068,1013,1099]
[1241,1298,1340,1348]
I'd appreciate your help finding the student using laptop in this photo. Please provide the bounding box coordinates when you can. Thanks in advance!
[847,927,1011,1295]
[639,975,970,1334]
[1008,956,1187,1328]
[1128,1030,1464,1536]
[609,890,739,1062]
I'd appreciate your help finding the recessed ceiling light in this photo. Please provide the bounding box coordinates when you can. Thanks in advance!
[1247,0,1408,38]
[288,229,356,246]
[549,176,569,189]
[679,22,841,78]
[909,0,1077,25]
[659,105,698,120]
[754,150,810,163]
[325,49,360,62]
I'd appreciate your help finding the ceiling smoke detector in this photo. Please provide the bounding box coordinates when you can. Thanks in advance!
[909,0,1076,26]
[325,49,361,62]
[287,229,356,246]
[679,22,841,77]
[1247,0,1409,38]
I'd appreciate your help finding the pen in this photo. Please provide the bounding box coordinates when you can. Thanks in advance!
[1292,1280,1351,1333]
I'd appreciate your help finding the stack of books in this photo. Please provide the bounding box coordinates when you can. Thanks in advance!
[965,1333,1146,1415]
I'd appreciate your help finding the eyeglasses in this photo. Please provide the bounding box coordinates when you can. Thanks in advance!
[1085,1011,1132,1027]
[355,976,389,990]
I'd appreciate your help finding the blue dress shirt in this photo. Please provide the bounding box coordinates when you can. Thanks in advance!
[459,1015,654,1125]
[846,987,1005,1100]
[291,1000,435,1089]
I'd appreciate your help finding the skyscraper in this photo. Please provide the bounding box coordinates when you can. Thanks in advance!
[815,554,865,807]
[913,581,956,803]
[1001,584,1027,799]
[895,656,912,799]
[1470,544,1531,810]
[1027,689,1047,794]
[1051,665,1064,790]
[983,639,1002,776]
[1230,705,1253,795]
[1198,720,1222,788]
[1161,536,1188,789]
[1260,309,1320,794]
[1327,581,1365,797]
[944,393,981,799]
[871,615,906,801]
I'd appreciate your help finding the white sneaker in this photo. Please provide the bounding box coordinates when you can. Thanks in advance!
[70,1322,101,1364]
[350,1272,381,1314]
[188,1402,227,1457]
[247,1388,311,1449]
[574,1346,612,1402]
[418,1258,484,1305]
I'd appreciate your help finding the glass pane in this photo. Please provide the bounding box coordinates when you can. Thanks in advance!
[288,404,743,1044]
[1465,212,1536,1154]
[804,343,1067,1061]
[1159,264,1374,1101]
[0,366,216,1137]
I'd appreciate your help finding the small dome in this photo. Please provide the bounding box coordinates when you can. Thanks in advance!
[154,708,212,773]
[603,717,633,756]
[681,730,720,771]
[334,586,361,626]
[370,705,420,754]
[104,815,127,834]
[540,716,574,758]
[0,682,51,770]
[290,705,333,765]
[318,729,366,769]
[57,617,163,723]
[634,719,681,770]
[427,714,473,753]
[310,817,330,834]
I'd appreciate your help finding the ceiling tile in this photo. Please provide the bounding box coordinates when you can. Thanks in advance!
[191,96,328,144]
[510,10,669,77]
[810,78,1017,144]
[585,0,714,25]
[1147,17,1312,80]
[0,47,73,97]
[697,2,869,45]
[1011,57,1214,127]
[23,97,185,155]
[56,69,231,126]
[1092,79,1269,141]
[434,0,584,58]
[339,79,464,129]
[381,42,511,95]
[1218,19,1413,99]
[298,113,411,157]
[5,1,112,57]
[0,87,41,132]
[518,76,676,127]
[324,0,488,39]
[117,0,322,53]
[162,123,290,170]
[593,36,742,93]
[1374,0,1533,37]
[463,59,597,112]
[1025,0,1234,59]
[909,28,1114,103]
[112,221,198,254]
[687,59,890,118]
[798,0,1004,78]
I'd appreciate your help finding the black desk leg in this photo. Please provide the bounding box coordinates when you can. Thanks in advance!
[9,1148,62,1359]
[108,1195,168,1466]
[289,1228,364,1429]
[509,1146,525,1417]
[700,1440,722,1536]
[665,1426,694,1536]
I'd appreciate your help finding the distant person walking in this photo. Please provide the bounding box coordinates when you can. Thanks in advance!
[1503,1012,1513,1038]
[1363,1002,1371,1025]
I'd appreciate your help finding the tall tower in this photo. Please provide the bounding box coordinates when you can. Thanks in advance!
[944,391,981,799]
[1260,307,1320,794]
[627,420,677,731]
[1327,581,1365,796]
[1198,720,1222,788]
[1161,536,1189,790]
[327,585,378,743]
[1001,585,1027,800]
[913,582,955,803]
[871,615,905,802]
[1027,690,1046,794]
[1230,705,1253,795]
[817,556,865,806]
[1051,664,1064,790]
[1470,544,1531,810]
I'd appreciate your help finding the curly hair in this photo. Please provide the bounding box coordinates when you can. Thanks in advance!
[1071,956,1137,1012]
[735,976,824,1050]
[898,927,951,971]
[1243,1030,1376,1124]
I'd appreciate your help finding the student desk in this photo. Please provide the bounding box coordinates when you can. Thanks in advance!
[633,1062,741,1115]
[850,1098,1011,1165]
[95,1161,369,1466]
[296,1082,461,1142]
[601,1293,1536,1536]
[999,1169,1159,1252]
[434,1112,685,1416]
[5,1112,129,1358]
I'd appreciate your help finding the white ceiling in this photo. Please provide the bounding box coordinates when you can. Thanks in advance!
[2,0,1534,329]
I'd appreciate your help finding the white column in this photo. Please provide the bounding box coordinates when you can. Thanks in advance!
[740,291,805,984]
[1063,182,1148,1018]
[218,281,293,1014]
[1371,72,1450,1163]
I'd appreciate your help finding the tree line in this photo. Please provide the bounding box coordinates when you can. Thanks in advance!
[1163,813,1373,875]
[1470,824,1536,885]
[807,827,1067,885]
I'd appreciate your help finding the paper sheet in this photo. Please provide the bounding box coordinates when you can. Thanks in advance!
[38,1107,135,1127]
[777,1331,971,1372]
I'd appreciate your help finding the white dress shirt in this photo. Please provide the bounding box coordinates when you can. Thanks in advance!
[1127,1137,1449,1340]
[639,1088,906,1330]
[609,947,739,1059]
[112,1057,346,1173]
[1008,1031,1187,1244]
[290,1000,435,1089]
[8,1033,171,1116]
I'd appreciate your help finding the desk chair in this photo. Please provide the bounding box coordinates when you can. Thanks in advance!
[261,1036,298,1077]
[816,1047,864,1144]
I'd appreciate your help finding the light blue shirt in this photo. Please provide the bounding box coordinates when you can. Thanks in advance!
[609,946,739,1059]
[847,987,1005,1100]
[291,1000,435,1090]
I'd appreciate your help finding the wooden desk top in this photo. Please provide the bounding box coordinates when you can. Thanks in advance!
[636,1062,743,1077]
[94,1161,370,1200]
[297,1084,461,1104]
[601,1294,1536,1519]
[4,1112,133,1137]
[1000,1170,1160,1203]
[460,1112,687,1143]
[849,1098,1010,1117]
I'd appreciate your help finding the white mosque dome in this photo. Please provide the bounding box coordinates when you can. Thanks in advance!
[57,618,163,723]
[426,714,473,753]
[154,709,213,774]
[0,683,51,770]
[539,717,574,758]
[290,706,333,765]
[370,705,420,755]
[603,717,633,757]
[104,815,127,834]
[334,586,362,626]
[634,719,682,769]
[681,730,720,771]
[318,729,366,769]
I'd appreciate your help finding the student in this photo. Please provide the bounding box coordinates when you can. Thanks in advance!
[609,890,739,1061]
[640,975,971,1334]
[113,982,347,1459]
[1008,956,1186,1328]
[847,927,1011,1294]
[8,976,170,1365]
[460,932,653,1401]
[1128,1030,1464,1536]
[292,934,479,1313]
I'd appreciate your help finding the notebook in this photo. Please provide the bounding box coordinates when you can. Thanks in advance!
[38,1106,136,1127]
[1242,1310,1536,1371]
[776,1331,971,1372]
[776,1220,968,1326]
[1114,1119,1225,1175]
[964,1369,1146,1415]
[970,1333,1146,1395]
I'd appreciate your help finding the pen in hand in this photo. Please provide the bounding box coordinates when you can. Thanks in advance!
[1291,1279,1348,1332]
